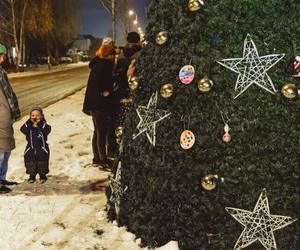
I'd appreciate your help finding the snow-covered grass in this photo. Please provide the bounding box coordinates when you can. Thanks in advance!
[0,89,179,250]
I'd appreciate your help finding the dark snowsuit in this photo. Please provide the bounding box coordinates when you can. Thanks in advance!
[20,119,51,176]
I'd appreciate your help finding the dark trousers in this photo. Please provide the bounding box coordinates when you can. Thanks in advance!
[92,111,117,162]
[25,161,49,177]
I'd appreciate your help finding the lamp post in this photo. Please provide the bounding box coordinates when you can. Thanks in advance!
[128,9,139,31]
[112,0,116,43]
[128,9,145,42]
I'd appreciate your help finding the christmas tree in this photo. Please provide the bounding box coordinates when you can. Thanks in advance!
[108,0,300,249]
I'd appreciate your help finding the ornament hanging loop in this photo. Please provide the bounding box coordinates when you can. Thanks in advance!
[181,115,191,131]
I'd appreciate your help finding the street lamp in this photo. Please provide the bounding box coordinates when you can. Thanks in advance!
[128,9,139,27]
[128,10,134,16]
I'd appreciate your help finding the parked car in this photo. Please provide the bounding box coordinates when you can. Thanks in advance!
[82,55,90,62]
[59,57,73,64]
[18,63,28,72]
[37,56,59,66]
[37,56,48,65]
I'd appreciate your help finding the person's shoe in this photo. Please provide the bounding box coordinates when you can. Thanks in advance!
[39,175,47,184]
[98,159,112,170]
[92,160,101,167]
[0,185,12,194]
[107,153,116,160]
[28,175,36,184]
[0,180,18,186]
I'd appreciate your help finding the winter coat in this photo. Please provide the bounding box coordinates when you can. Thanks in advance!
[122,43,141,59]
[115,44,141,99]
[0,83,15,151]
[83,57,117,116]
[20,119,51,163]
[0,66,19,151]
[115,57,132,99]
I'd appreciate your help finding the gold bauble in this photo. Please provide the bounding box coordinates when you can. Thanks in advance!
[201,174,219,191]
[116,138,122,145]
[160,83,174,98]
[155,31,168,45]
[198,76,214,92]
[188,0,203,12]
[120,97,132,105]
[115,126,123,138]
[128,76,139,91]
[281,83,298,99]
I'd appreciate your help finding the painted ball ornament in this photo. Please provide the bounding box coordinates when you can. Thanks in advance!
[198,76,214,92]
[222,124,231,143]
[179,65,195,85]
[155,31,168,45]
[281,83,298,99]
[180,130,195,149]
[160,83,174,98]
[222,132,231,143]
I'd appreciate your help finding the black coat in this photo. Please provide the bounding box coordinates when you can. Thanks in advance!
[83,57,117,115]
[20,119,51,163]
[114,44,141,99]
[114,57,132,99]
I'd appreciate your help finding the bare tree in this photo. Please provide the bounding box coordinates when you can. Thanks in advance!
[0,1,14,37]
[0,0,28,71]
[98,0,111,14]
[97,0,128,43]
[51,0,79,59]
[1,0,79,70]
[98,0,116,42]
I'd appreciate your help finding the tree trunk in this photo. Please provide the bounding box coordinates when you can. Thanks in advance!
[112,0,116,43]
[18,0,28,71]
[9,0,28,72]
[10,0,19,71]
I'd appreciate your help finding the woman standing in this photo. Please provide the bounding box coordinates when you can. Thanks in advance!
[83,44,117,168]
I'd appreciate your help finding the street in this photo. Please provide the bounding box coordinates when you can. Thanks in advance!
[10,66,89,116]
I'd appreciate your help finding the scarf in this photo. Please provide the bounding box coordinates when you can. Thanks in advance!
[0,66,20,121]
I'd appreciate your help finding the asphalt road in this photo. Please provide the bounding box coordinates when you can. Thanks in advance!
[10,66,89,116]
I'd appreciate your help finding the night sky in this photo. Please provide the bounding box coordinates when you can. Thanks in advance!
[80,0,151,42]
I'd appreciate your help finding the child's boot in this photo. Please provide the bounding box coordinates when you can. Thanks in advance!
[40,174,47,184]
[28,175,36,183]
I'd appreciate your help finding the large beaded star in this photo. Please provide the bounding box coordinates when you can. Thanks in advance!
[226,189,297,250]
[132,91,171,146]
[109,161,127,217]
[218,34,285,98]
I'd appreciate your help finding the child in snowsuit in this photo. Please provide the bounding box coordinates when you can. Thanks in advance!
[20,107,51,183]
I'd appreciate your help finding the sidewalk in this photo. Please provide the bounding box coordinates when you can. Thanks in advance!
[8,62,89,79]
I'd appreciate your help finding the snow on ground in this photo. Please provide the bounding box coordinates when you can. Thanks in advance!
[0,89,179,250]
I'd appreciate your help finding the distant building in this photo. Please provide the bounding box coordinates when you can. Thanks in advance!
[72,36,92,53]
[70,35,103,58]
